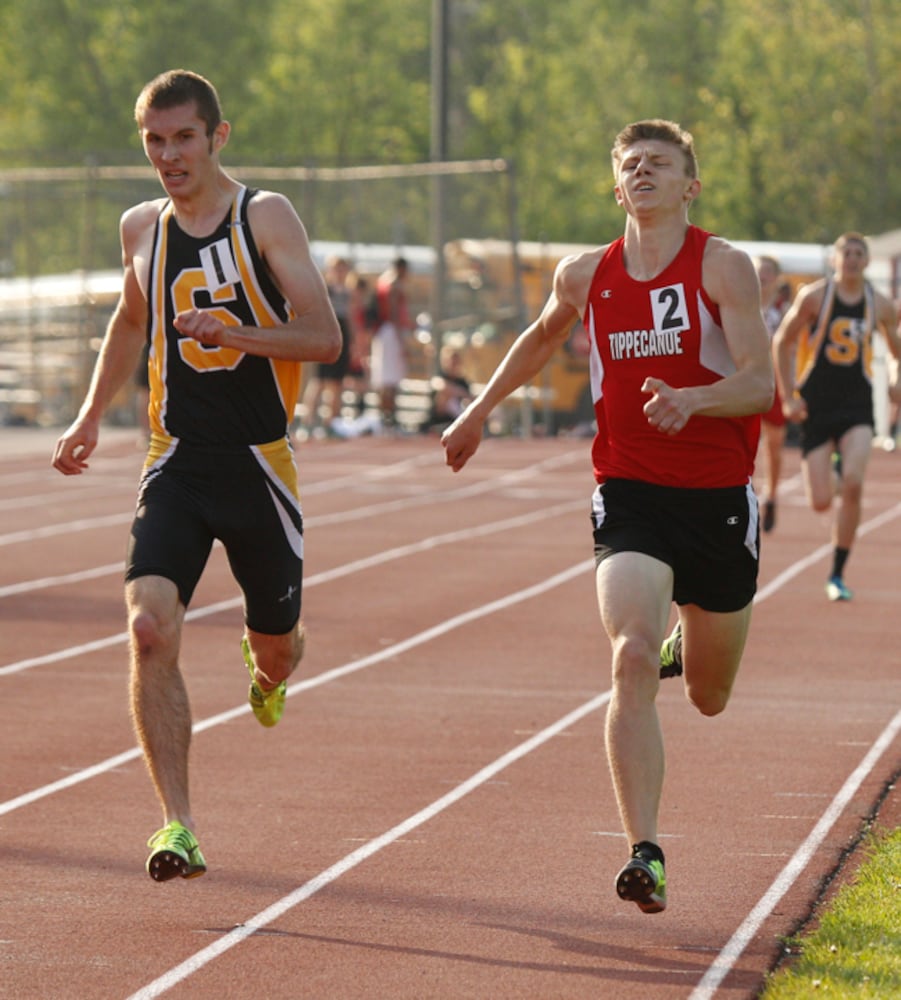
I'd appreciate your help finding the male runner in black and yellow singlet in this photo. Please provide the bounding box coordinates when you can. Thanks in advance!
[775,232,901,601]
[52,70,341,881]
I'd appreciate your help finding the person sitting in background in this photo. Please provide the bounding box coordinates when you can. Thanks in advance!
[425,345,472,433]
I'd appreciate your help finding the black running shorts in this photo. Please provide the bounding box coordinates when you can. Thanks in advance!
[126,437,303,634]
[590,478,759,613]
[799,405,873,456]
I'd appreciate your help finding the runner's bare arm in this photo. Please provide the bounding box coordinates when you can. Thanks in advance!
[52,207,151,474]
[441,251,598,472]
[643,242,773,435]
[174,192,341,364]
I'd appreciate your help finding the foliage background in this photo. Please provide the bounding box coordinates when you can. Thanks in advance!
[0,0,898,263]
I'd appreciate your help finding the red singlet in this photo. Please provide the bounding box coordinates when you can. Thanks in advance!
[583,225,759,488]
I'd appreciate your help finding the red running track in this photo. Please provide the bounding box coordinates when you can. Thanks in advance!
[1,426,899,999]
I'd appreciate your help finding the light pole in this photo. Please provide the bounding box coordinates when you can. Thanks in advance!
[429,0,449,360]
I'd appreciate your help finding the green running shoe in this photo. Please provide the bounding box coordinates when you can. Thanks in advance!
[615,847,667,914]
[243,636,287,728]
[659,621,683,679]
[146,821,206,882]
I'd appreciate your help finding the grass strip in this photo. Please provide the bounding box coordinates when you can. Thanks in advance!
[759,826,901,998]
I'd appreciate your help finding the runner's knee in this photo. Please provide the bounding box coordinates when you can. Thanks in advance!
[685,681,731,717]
[840,476,864,502]
[130,609,177,658]
[611,634,660,694]
[248,623,305,684]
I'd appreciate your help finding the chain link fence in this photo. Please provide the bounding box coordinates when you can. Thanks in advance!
[0,160,534,429]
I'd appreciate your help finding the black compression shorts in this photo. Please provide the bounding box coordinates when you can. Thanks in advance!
[799,405,873,456]
[126,437,303,634]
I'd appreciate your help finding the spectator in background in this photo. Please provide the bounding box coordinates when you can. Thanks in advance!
[774,231,901,600]
[346,273,374,417]
[370,257,412,429]
[300,256,355,438]
[425,344,472,433]
[755,255,789,531]
[328,273,381,439]
[883,299,901,452]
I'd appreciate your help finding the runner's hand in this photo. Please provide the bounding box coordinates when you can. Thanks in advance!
[441,410,484,472]
[642,377,691,435]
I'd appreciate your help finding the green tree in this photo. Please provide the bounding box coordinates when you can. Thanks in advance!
[0,0,898,266]
[0,0,276,161]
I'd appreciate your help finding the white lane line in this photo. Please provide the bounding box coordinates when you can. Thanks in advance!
[162,496,901,999]
[124,641,901,1000]
[126,665,901,998]
[0,454,438,546]
[688,708,901,1000]
[0,447,582,549]
[6,468,900,996]
[0,451,435,516]
[126,501,901,996]
[692,497,901,994]
[126,686,611,1000]
[0,499,584,675]
[0,562,125,599]
[304,448,581,527]
[0,477,137,512]
[754,500,901,604]
[0,511,134,547]
[0,559,592,817]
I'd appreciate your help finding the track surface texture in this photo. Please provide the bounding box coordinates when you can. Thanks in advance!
[1,426,898,1000]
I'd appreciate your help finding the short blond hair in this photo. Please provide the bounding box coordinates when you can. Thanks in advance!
[611,119,698,179]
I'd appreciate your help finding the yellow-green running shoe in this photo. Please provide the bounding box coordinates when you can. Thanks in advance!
[615,846,667,914]
[243,636,287,728]
[659,621,683,679]
[146,821,206,882]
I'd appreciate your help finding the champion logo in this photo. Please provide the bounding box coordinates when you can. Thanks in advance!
[726,516,739,525]
[601,289,613,299]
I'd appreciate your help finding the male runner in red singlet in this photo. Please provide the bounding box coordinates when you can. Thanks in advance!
[52,70,341,880]
[442,119,773,913]
[774,232,901,602]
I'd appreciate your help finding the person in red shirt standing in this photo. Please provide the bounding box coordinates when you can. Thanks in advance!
[370,256,413,430]
[441,119,773,914]
[755,254,789,532]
